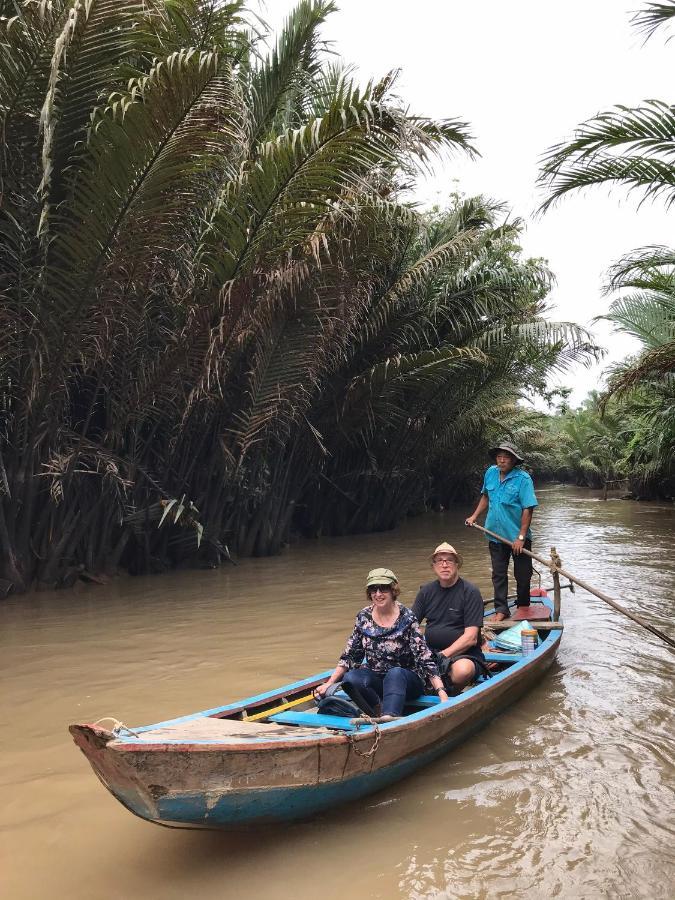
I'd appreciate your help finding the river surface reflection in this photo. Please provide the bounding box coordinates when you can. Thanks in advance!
[2,486,674,899]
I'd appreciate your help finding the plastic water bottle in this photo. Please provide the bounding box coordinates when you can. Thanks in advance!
[521,628,538,655]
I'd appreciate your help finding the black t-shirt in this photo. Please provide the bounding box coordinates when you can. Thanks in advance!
[412,577,484,658]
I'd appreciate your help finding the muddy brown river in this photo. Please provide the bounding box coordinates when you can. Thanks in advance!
[2,486,674,899]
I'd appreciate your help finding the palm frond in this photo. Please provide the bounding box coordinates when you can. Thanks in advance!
[345,346,487,406]
[633,1,675,40]
[158,0,249,52]
[0,0,72,182]
[202,81,419,284]
[43,47,247,314]
[539,100,675,211]
[248,0,335,144]
[478,321,601,371]
[605,244,675,291]
[605,341,675,396]
[597,291,675,347]
[39,1,154,233]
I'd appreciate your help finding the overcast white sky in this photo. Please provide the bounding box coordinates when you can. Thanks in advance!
[259,0,673,408]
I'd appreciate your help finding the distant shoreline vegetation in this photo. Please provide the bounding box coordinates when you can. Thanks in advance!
[0,0,609,594]
[510,390,675,502]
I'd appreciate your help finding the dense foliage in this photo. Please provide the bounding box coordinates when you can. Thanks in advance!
[538,1,675,498]
[0,0,595,592]
[520,388,674,499]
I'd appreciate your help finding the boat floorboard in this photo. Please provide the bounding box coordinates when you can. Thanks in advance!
[111,715,330,745]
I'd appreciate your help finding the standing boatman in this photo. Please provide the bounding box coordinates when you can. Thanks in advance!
[464,440,538,621]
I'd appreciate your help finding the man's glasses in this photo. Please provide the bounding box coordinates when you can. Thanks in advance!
[368,584,392,594]
[433,557,457,566]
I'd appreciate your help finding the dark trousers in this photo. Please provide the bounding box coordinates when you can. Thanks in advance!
[489,539,533,616]
[342,666,425,716]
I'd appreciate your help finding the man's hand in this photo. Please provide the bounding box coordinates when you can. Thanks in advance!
[512,538,524,555]
[464,516,476,527]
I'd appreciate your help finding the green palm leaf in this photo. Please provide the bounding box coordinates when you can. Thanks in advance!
[606,245,675,291]
[598,292,675,347]
[606,342,675,395]
[248,0,335,144]
[38,1,155,231]
[478,320,598,359]
[539,100,675,211]
[0,0,71,180]
[345,346,486,403]
[43,47,246,312]
[157,0,249,52]
[632,1,675,39]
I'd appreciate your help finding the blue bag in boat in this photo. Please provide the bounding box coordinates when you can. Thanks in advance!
[492,620,532,652]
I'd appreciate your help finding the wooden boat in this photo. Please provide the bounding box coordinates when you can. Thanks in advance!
[70,591,562,829]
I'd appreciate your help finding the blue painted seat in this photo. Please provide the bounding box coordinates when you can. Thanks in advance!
[406,678,491,708]
[407,694,441,708]
[269,710,359,731]
[484,650,521,663]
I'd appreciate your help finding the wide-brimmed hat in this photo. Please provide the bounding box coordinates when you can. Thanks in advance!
[365,567,398,588]
[429,542,463,566]
[489,440,524,464]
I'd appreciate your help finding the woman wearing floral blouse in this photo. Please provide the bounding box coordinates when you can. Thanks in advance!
[314,567,449,721]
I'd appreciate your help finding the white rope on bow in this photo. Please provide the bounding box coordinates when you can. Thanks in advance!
[92,717,142,738]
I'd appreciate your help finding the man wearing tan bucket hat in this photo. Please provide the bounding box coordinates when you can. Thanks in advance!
[412,542,487,693]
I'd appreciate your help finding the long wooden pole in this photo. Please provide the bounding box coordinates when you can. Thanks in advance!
[468,522,675,650]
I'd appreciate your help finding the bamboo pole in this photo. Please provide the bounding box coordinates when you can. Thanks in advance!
[468,522,675,650]
[551,546,562,622]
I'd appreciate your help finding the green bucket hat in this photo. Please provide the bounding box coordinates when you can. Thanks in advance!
[489,440,524,464]
[365,567,398,588]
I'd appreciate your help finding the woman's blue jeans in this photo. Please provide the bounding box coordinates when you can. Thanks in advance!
[342,666,425,716]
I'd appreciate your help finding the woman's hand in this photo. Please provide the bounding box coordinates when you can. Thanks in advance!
[313,682,331,700]
[430,677,448,702]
